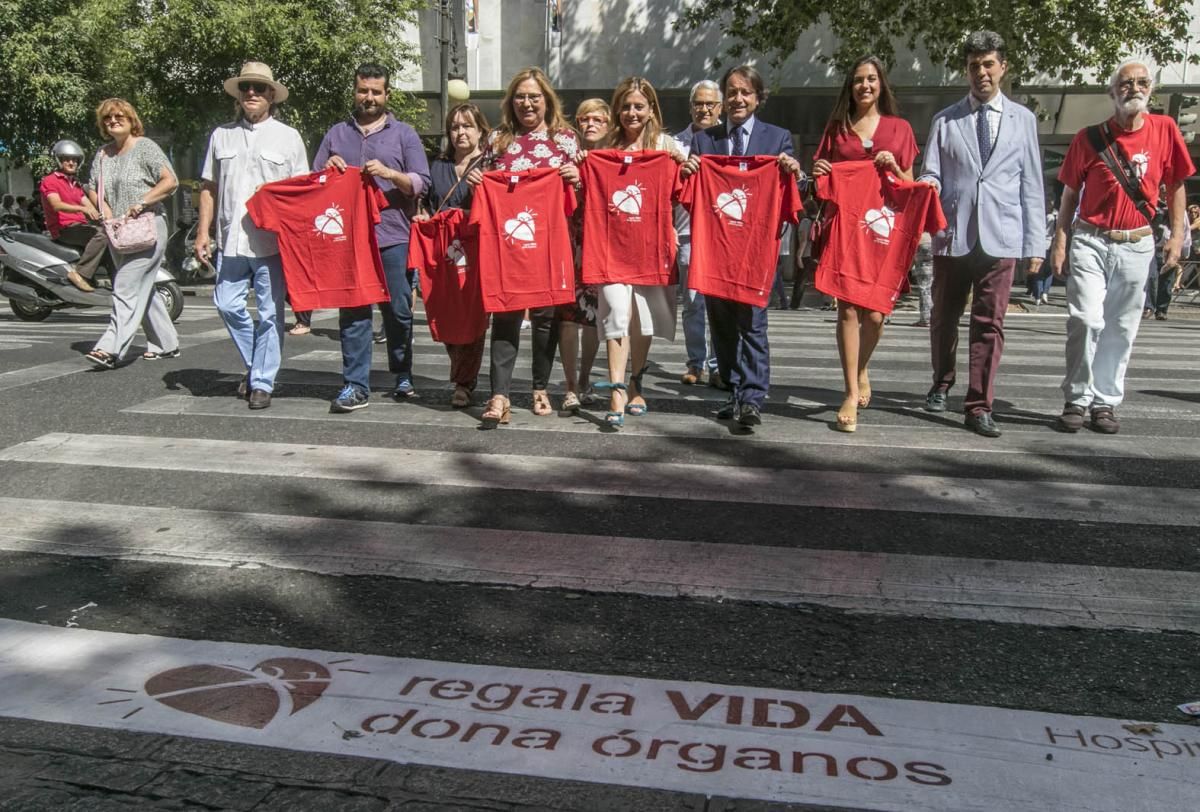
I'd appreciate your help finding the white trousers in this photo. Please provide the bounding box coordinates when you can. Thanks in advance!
[1061,229,1155,409]
[94,216,178,360]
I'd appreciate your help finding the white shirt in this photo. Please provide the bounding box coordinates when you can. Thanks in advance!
[968,93,1003,151]
[726,115,757,155]
[201,116,309,257]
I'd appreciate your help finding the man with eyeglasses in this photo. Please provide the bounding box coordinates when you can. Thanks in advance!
[1049,59,1194,435]
[39,139,107,291]
[314,62,431,412]
[673,79,724,387]
[197,62,309,410]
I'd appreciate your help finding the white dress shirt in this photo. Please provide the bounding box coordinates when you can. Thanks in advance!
[726,115,757,155]
[201,116,309,257]
[969,93,1003,151]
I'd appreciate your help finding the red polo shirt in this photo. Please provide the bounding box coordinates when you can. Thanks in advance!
[38,172,88,238]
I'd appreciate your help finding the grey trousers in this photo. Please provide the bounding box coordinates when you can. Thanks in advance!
[93,216,178,359]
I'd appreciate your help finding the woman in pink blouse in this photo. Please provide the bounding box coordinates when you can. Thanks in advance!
[811,56,918,432]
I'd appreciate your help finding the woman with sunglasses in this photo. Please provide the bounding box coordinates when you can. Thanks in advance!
[476,67,581,425]
[414,102,491,407]
[84,98,180,369]
[557,98,610,411]
[811,56,917,431]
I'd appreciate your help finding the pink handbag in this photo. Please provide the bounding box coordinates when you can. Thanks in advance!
[98,154,157,254]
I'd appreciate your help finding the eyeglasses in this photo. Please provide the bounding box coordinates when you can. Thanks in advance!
[102,114,128,123]
[691,101,720,110]
[1117,77,1152,91]
[513,93,544,104]
[238,81,271,95]
[577,115,608,125]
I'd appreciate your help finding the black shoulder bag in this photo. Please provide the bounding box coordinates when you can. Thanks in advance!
[1084,122,1161,227]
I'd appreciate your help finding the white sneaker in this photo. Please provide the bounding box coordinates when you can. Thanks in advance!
[520,319,531,330]
[1040,294,1050,305]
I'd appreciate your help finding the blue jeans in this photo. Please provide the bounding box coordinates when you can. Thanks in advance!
[214,253,285,392]
[677,238,715,372]
[339,243,411,394]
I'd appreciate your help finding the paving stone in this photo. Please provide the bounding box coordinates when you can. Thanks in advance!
[255,787,390,812]
[0,718,165,760]
[0,750,53,781]
[707,801,873,812]
[151,736,375,786]
[35,754,160,793]
[144,769,273,811]
[0,786,81,811]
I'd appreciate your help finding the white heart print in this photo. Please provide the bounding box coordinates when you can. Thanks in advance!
[610,184,643,215]
[503,210,537,243]
[313,206,344,236]
[446,239,467,267]
[714,187,748,221]
[863,206,895,238]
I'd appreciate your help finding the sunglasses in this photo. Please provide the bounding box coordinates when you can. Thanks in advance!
[102,114,128,123]
[238,81,271,95]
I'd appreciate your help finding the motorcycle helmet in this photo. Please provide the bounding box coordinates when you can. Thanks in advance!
[50,139,85,164]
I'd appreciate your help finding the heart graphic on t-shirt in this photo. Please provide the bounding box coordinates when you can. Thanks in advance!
[610,184,643,216]
[862,206,895,238]
[446,238,468,267]
[143,658,330,730]
[714,187,749,222]
[313,206,344,237]
[503,209,537,243]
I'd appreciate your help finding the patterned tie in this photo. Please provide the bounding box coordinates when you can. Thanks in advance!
[732,125,745,157]
[976,103,992,165]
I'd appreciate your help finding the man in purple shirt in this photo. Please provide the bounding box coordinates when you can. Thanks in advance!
[314,62,431,412]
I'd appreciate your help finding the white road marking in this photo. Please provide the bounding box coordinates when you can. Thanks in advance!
[0,496,1195,632]
[4,432,1199,527]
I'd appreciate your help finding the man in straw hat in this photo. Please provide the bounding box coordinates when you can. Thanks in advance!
[197,61,309,410]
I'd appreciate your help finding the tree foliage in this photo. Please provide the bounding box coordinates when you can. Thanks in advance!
[675,0,1196,85]
[0,0,427,166]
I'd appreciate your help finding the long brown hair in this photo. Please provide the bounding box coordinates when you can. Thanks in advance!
[440,103,490,160]
[492,67,571,155]
[604,77,666,150]
[825,56,900,136]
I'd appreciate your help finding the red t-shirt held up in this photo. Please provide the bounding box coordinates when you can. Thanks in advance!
[1059,113,1195,231]
[814,161,946,314]
[678,155,802,307]
[246,167,390,311]
[468,166,577,313]
[408,208,488,345]
[579,149,680,285]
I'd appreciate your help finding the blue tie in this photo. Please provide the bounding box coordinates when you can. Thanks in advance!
[732,125,745,157]
[976,103,992,165]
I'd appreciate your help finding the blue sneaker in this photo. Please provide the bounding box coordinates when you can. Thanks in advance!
[391,377,418,400]
[331,384,369,413]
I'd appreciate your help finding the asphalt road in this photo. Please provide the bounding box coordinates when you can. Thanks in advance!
[0,290,1198,811]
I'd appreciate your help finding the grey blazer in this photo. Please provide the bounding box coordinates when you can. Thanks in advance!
[920,95,1046,259]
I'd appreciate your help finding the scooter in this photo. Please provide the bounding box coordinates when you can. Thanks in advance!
[0,223,184,322]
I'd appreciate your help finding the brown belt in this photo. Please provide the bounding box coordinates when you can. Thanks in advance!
[1074,221,1153,243]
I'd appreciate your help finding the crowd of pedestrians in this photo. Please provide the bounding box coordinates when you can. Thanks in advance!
[37,30,1195,438]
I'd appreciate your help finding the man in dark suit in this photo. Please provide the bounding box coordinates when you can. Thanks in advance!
[682,65,804,427]
[918,31,1046,438]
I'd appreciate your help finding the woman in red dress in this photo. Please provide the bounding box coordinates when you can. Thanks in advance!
[811,56,917,432]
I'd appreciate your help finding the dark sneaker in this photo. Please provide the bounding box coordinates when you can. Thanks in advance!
[1090,407,1120,435]
[965,411,1001,438]
[331,385,369,413]
[924,390,948,412]
[391,378,418,400]
[737,403,762,427]
[1057,403,1086,433]
[373,330,387,344]
[715,396,737,420]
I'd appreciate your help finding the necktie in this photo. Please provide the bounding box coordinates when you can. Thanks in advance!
[732,126,745,157]
[976,103,992,165]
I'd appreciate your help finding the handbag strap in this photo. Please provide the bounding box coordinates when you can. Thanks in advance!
[433,155,483,214]
[1085,122,1157,226]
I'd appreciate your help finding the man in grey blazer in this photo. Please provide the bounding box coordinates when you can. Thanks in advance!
[919,31,1046,437]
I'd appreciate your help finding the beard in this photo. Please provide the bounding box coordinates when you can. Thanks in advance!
[353,100,387,119]
[1116,94,1148,115]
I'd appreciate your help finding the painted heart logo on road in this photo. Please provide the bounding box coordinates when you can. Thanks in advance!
[144,658,330,729]
[610,184,643,216]
[714,187,748,222]
[503,209,537,244]
[446,238,467,267]
[313,206,344,237]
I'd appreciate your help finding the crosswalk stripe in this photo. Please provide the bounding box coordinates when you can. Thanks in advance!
[123,394,1200,453]
[0,496,1194,632]
[4,432,1199,527]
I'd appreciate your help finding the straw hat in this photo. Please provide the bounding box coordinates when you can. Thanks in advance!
[223,61,289,103]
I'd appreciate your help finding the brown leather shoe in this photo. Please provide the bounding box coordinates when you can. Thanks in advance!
[708,371,730,391]
[248,389,271,410]
[237,375,249,399]
[680,366,702,385]
[67,269,94,292]
[1090,407,1119,435]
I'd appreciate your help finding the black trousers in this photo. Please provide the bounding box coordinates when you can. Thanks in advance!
[488,306,559,396]
[55,222,108,278]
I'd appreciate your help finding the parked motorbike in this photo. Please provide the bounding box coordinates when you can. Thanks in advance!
[0,224,184,322]
[164,220,217,286]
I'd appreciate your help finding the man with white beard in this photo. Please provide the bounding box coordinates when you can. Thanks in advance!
[1049,59,1195,434]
